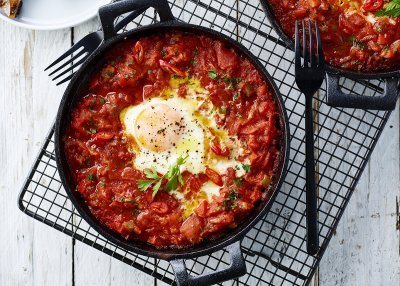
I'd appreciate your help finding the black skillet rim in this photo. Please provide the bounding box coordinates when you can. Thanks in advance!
[55,20,290,261]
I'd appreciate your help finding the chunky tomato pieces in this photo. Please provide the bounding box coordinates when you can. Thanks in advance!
[64,32,283,248]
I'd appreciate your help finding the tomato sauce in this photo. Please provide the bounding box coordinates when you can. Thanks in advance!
[64,32,283,248]
[266,0,400,71]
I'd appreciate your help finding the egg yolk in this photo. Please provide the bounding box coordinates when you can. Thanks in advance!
[134,103,185,152]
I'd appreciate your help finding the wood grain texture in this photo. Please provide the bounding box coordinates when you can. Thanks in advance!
[0,21,73,286]
[0,1,399,285]
[318,103,400,285]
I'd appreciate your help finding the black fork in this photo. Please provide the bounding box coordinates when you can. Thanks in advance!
[294,19,325,255]
[44,7,147,85]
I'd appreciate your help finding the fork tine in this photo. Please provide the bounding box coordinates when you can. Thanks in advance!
[295,20,301,68]
[315,22,324,68]
[302,20,309,67]
[51,57,87,81]
[308,20,316,67]
[44,44,85,71]
[48,49,87,77]
[56,74,74,86]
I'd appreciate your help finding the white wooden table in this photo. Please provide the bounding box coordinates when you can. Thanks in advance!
[0,3,399,285]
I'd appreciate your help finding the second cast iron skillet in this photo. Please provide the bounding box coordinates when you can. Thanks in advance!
[260,0,400,110]
[55,0,290,285]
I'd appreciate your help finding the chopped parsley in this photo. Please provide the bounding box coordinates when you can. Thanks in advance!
[234,178,243,186]
[131,209,141,215]
[223,76,243,89]
[121,197,139,205]
[161,49,166,57]
[87,173,97,181]
[352,38,367,49]
[86,128,97,134]
[208,70,218,79]
[233,93,239,100]
[99,98,105,104]
[223,190,239,210]
[242,164,251,172]
[104,69,115,77]
[376,0,400,17]
[137,155,188,197]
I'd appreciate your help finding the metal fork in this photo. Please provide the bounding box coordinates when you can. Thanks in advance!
[45,7,147,85]
[294,19,325,256]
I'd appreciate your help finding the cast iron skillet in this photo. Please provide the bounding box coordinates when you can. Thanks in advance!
[260,0,400,110]
[55,0,290,285]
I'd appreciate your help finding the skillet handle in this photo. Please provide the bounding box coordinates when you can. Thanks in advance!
[326,72,399,110]
[98,0,175,41]
[170,241,247,286]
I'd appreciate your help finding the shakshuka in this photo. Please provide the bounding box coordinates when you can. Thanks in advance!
[266,0,400,71]
[64,32,283,248]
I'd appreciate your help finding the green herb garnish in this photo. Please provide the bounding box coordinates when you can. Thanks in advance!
[224,76,243,89]
[352,38,367,49]
[161,49,166,57]
[87,173,96,181]
[208,70,218,79]
[105,69,115,77]
[121,197,139,205]
[86,128,97,135]
[228,190,239,200]
[234,178,243,186]
[137,155,189,197]
[223,190,239,210]
[132,209,140,215]
[242,164,251,172]
[376,0,400,17]
[99,98,105,104]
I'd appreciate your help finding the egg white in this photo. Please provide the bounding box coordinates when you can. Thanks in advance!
[120,76,249,217]
[121,96,206,175]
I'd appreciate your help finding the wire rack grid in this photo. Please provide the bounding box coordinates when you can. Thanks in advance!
[18,0,395,285]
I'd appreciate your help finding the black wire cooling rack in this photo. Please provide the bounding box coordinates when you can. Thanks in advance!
[18,0,397,285]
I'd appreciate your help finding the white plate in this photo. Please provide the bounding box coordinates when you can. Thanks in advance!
[0,0,111,30]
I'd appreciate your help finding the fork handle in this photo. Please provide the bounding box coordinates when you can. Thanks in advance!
[326,72,399,110]
[305,95,319,256]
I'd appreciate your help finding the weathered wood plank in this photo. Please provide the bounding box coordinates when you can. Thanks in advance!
[318,102,400,285]
[0,20,73,286]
